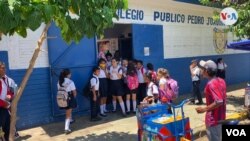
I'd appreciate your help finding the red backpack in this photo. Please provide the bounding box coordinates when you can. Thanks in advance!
[127,75,139,90]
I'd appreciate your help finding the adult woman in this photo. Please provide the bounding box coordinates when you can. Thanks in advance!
[58,69,77,134]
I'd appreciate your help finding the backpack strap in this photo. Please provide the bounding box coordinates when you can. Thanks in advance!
[118,67,123,73]
[140,67,144,74]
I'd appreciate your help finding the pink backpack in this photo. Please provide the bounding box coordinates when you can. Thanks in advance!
[159,78,179,102]
[127,75,139,90]
[166,78,179,100]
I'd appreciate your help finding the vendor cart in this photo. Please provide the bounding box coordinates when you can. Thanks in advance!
[136,99,193,141]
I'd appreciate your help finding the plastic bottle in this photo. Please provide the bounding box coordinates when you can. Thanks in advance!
[244,83,250,107]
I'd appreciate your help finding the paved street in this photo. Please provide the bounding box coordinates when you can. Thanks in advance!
[16,83,248,141]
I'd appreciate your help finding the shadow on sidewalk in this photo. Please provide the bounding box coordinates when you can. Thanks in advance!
[67,131,137,141]
[227,95,244,108]
[39,112,136,137]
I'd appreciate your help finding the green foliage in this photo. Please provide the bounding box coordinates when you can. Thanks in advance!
[0,0,128,43]
[199,0,250,39]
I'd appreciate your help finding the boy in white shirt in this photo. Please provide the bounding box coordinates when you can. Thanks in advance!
[90,67,101,121]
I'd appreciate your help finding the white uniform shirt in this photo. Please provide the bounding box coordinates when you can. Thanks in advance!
[147,82,159,97]
[91,75,99,91]
[218,62,227,70]
[109,66,122,80]
[98,69,107,78]
[159,78,167,86]
[57,78,76,92]
[191,66,200,81]
[137,67,146,83]
[0,78,7,100]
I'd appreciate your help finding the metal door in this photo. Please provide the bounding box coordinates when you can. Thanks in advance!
[47,23,97,116]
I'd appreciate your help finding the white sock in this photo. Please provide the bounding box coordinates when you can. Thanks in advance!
[126,100,130,112]
[65,119,70,130]
[119,102,126,113]
[112,101,117,111]
[103,104,107,112]
[100,105,104,114]
[133,100,137,112]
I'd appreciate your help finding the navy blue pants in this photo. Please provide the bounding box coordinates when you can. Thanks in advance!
[90,91,100,119]
[192,80,202,103]
[0,108,10,141]
[137,83,147,104]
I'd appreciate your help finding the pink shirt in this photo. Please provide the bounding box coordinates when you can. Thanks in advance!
[204,77,226,127]
[98,51,107,61]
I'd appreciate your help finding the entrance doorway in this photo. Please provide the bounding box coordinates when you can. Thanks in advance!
[97,24,133,60]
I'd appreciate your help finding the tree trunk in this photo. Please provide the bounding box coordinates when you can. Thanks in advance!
[9,23,51,141]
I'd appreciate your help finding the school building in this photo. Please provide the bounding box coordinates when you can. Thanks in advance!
[0,0,249,129]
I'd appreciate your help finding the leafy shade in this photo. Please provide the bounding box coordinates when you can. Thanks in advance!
[199,0,250,39]
[0,0,128,43]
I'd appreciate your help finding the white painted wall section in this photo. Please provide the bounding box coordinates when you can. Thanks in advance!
[0,24,49,69]
[114,0,248,59]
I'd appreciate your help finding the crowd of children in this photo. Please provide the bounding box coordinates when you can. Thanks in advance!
[87,49,178,122]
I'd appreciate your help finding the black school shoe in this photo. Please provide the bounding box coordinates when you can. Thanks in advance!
[70,119,75,124]
[100,113,107,117]
[90,116,102,122]
[65,129,72,135]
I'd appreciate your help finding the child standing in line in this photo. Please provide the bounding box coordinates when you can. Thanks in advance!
[90,67,102,121]
[109,58,126,117]
[105,51,112,69]
[126,62,139,114]
[146,63,157,83]
[143,72,159,104]
[98,59,109,117]
[136,60,147,104]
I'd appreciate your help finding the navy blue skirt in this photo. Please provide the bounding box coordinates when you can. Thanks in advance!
[99,78,108,97]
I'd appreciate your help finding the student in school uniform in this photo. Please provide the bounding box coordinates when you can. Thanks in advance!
[90,67,102,121]
[98,59,109,117]
[143,72,159,104]
[125,62,138,114]
[122,59,130,104]
[157,68,168,93]
[136,60,147,104]
[216,58,227,79]
[0,61,14,141]
[105,51,112,69]
[109,58,126,117]
[146,63,157,83]
[58,69,77,134]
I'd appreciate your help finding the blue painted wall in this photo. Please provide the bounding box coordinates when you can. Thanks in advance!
[8,68,53,129]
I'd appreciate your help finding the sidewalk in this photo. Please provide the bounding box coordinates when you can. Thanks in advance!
[16,83,248,141]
